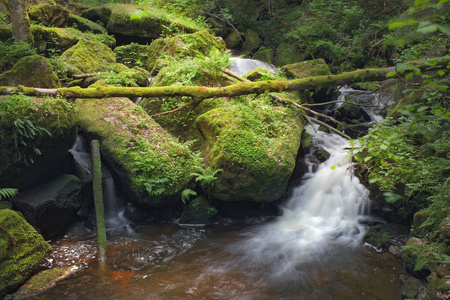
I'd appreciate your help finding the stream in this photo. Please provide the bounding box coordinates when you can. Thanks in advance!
[29,123,403,300]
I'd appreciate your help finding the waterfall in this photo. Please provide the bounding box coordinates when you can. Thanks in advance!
[70,135,134,236]
[228,57,279,76]
[239,129,370,277]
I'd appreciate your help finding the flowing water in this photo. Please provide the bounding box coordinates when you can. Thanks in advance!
[228,57,279,75]
[29,130,403,300]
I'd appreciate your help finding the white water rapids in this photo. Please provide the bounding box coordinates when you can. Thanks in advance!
[238,128,370,277]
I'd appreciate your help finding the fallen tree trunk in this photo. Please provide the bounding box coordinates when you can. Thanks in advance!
[0,67,394,99]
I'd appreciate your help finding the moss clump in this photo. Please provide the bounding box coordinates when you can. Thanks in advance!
[243,29,260,53]
[11,266,78,298]
[146,29,226,72]
[0,209,53,298]
[76,97,198,207]
[0,55,60,88]
[104,4,203,39]
[274,42,307,67]
[252,47,274,64]
[28,4,70,28]
[115,43,150,68]
[61,38,116,74]
[196,96,303,202]
[31,25,115,55]
[0,94,77,189]
[178,196,218,225]
[280,59,331,79]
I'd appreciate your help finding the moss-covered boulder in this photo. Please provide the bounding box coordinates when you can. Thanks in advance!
[196,98,303,202]
[30,25,115,55]
[28,3,71,28]
[274,42,307,67]
[178,196,218,225]
[243,29,260,54]
[224,31,243,49]
[114,43,150,69]
[11,174,82,238]
[280,59,331,79]
[11,266,78,299]
[0,209,53,298]
[426,271,450,300]
[252,47,274,64]
[0,55,60,88]
[401,275,426,300]
[104,4,203,43]
[80,6,112,28]
[28,3,106,35]
[0,94,77,189]
[61,38,116,74]
[76,97,198,207]
[146,29,226,72]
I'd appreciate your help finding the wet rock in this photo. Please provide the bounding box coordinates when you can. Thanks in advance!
[224,31,243,49]
[178,196,218,225]
[9,266,79,299]
[11,174,82,239]
[75,97,198,207]
[243,67,273,81]
[364,221,409,253]
[252,47,274,64]
[0,209,52,298]
[0,55,60,88]
[401,275,426,300]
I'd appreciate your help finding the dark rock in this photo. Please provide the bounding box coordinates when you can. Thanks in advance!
[12,174,82,238]
[178,196,218,225]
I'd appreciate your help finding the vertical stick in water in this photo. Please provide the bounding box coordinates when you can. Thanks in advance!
[91,139,108,265]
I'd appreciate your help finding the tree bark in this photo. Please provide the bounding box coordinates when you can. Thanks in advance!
[0,67,394,98]
[9,0,33,44]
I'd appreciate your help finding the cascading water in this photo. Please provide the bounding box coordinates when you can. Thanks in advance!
[238,128,370,277]
[69,135,134,236]
[228,57,279,75]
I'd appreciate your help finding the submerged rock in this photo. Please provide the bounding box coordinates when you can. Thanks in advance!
[76,97,198,207]
[0,209,53,298]
[11,174,82,239]
[178,196,218,225]
[0,55,60,88]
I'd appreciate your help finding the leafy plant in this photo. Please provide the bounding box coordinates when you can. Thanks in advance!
[0,40,36,72]
[190,166,222,202]
[181,188,197,204]
[0,188,18,200]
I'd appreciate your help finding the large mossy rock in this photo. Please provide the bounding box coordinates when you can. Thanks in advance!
[0,94,77,189]
[11,174,82,238]
[0,209,53,298]
[28,3,107,35]
[280,59,331,79]
[61,38,116,74]
[0,55,60,88]
[196,100,303,202]
[75,97,198,207]
[146,29,226,72]
[274,42,307,67]
[103,4,203,43]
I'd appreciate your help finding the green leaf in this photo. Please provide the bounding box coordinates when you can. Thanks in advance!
[437,24,450,35]
[417,24,439,34]
[386,70,397,78]
[364,156,373,162]
[396,63,408,73]
[353,154,363,163]
[380,144,388,150]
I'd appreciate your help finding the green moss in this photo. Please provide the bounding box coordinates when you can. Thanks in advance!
[75,97,198,206]
[147,29,226,71]
[0,94,77,188]
[115,43,150,68]
[178,196,218,224]
[252,47,274,64]
[196,96,303,202]
[105,4,203,39]
[61,38,116,74]
[0,55,60,88]
[243,29,260,53]
[274,42,307,67]
[31,25,115,56]
[280,59,331,79]
[0,209,52,298]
